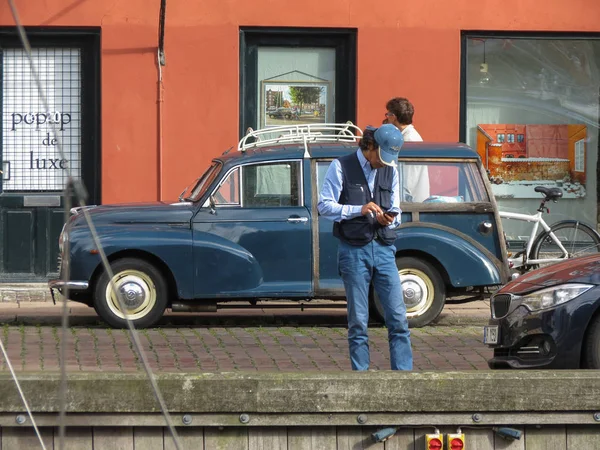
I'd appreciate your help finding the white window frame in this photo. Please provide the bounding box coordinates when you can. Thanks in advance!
[575,139,585,173]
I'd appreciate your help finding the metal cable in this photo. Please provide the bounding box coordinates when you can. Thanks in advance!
[0,338,47,450]
[6,1,182,448]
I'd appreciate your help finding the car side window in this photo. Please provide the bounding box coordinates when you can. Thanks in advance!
[213,167,240,206]
[399,161,490,203]
[242,161,302,207]
[317,161,332,195]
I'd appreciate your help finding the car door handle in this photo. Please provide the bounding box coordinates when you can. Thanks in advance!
[287,216,308,223]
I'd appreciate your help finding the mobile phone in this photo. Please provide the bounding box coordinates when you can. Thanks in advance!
[385,211,399,217]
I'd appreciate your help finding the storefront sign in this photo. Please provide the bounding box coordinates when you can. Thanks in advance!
[1,48,81,192]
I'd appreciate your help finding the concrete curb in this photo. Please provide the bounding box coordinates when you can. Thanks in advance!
[0,371,596,413]
[0,284,490,327]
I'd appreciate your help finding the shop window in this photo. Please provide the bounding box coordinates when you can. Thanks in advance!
[463,35,600,238]
[2,48,81,192]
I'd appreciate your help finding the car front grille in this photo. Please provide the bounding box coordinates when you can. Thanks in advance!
[491,293,512,319]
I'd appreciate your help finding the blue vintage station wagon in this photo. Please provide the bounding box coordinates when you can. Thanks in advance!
[49,123,510,328]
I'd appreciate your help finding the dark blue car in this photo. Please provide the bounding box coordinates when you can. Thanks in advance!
[486,253,600,369]
[49,123,510,328]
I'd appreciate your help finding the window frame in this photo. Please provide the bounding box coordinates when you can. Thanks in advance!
[460,31,600,205]
[575,139,585,173]
[210,159,304,208]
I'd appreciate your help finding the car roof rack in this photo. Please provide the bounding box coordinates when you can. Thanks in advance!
[238,122,363,157]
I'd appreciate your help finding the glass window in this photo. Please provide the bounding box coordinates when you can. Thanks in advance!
[189,162,222,201]
[464,36,600,240]
[507,133,515,143]
[242,161,302,207]
[2,48,81,192]
[213,167,240,205]
[316,161,332,195]
[400,162,489,203]
[257,48,335,131]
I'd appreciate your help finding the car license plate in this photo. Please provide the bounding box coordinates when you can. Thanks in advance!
[483,325,499,345]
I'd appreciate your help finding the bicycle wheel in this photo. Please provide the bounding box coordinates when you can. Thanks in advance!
[531,220,600,269]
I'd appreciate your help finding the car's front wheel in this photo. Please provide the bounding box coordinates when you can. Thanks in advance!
[371,256,446,328]
[94,258,168,329]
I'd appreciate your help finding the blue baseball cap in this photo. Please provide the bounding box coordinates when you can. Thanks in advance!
[374,124,404,167]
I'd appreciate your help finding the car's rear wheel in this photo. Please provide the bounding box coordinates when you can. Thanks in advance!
[371,256,446,328]
[582,314,600,369]
[94,258,168,329]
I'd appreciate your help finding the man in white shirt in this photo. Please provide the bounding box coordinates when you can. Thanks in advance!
[384,97,430,202]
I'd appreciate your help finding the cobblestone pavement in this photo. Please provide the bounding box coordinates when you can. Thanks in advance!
[0,323,491,372]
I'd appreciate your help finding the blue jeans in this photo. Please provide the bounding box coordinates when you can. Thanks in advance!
[338,239,413,371]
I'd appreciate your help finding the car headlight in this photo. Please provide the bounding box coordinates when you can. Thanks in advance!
[521,283,594,311]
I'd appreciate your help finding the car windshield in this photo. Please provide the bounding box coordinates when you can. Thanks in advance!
[181,161,222,202]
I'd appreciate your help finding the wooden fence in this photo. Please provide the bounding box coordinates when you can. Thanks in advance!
[0,371,598,449]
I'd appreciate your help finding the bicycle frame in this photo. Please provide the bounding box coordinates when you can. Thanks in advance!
[499,210,569,268]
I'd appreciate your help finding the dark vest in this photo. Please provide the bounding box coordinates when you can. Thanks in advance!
[333,152,397,246]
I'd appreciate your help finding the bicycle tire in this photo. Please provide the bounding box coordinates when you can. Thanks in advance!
[530,220,600,269]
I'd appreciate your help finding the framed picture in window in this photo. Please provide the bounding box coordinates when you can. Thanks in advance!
[261,79,329,128]
[476,123,587,199]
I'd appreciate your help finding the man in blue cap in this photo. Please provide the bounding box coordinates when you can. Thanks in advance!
[318,124,413,371]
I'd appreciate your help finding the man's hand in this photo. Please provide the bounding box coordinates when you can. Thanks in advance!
[377,212,394,226]
[361,202,383,218]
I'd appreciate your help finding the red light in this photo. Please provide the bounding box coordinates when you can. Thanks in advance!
[450,438,464,450]
[428,438,443,450]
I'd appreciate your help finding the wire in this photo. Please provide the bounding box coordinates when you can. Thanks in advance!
[6,1,182,449]
[158,0,166,66]
[0,338,47,450]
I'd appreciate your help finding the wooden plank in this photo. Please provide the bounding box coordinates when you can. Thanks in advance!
[60,427,93,450]
[93,427,133,450]
[249,427,287,450]
[336,426,387,449]
[204,427,248,450]
[362,427,384,449]
[2,427,53,449]
[375,428,413,450]
[164,427,205,450]
[287,426,336,449]
[493,429,525,450]
[336,427,365,450]
[525,426,566,450]
[566,426,599,449]
[464,428,493,450]
[134,427,163,450]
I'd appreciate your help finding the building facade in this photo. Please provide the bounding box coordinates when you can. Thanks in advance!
[0,1,599,280]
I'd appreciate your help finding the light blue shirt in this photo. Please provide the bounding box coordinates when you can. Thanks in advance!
[317,149,401,227]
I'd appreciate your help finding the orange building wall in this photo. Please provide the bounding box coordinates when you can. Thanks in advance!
[2,1,600,203]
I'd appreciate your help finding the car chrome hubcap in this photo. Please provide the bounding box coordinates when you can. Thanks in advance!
[399,268,434,318]
[105,270,156,320]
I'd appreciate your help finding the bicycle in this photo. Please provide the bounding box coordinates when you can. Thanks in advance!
[499,186,600,274]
